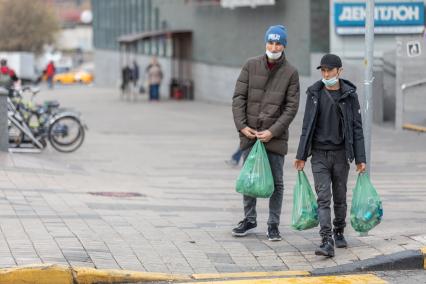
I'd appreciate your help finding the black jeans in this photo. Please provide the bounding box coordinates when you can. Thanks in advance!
[311,149,349,238]
[242,149,285,225]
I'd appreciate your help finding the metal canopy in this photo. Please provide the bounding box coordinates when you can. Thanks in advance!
[117,30,192,44]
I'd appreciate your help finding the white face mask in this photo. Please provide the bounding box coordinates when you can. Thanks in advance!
[266,49,282,60]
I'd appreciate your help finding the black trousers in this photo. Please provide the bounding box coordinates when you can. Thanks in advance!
[311,149,349,238]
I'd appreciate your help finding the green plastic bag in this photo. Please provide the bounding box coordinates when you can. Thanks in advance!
[350,173,383,233]
[235,140,274,198]
[291,171,319,231]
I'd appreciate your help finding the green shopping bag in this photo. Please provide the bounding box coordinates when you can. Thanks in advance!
[291,170,319,230]
[350,173,383,233]
[235,140,274,198]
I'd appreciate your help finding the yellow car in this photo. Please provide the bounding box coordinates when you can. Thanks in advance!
[74,70,94,84]
[54,72,75,84]
[53,70,94,85]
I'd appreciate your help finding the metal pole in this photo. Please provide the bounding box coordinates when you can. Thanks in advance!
[363,0,375,175]
[0,87,9,152]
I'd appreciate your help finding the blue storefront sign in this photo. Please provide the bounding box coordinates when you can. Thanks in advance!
[334,2,425,35]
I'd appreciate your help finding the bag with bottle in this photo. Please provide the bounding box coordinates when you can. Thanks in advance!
[291,170,319,231]
[235,140,274,198]
[350,173,383,233]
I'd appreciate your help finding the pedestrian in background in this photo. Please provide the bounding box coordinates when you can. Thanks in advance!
[132,60,140,95]
[121,65,132,98]
[0,58,19,90]
[146,57,163,101]
[225,148,243,167]
[45,60,56,89]
[294,54,366,257]
[232,25,300,241]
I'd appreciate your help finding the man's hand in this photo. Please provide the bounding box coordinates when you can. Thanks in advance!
[356,163,366,173]
[294,159,305,171]
[256,130,273,143]
[240,127,257,139]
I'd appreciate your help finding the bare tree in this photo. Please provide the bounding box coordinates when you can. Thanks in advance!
[0,0,60,53]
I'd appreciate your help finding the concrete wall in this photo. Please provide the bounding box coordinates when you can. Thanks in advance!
[382,49,397,122]
[151,0,312,74]
[395,35,426,128]
[93,0,316,74]
[94,50,120,88]
[93,0,315,102]
[93,0,329,103]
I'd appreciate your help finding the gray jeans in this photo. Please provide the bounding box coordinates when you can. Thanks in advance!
[242,149,285,225]
[311,149,349,238]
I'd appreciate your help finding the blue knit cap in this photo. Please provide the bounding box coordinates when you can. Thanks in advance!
[264,25,287,46]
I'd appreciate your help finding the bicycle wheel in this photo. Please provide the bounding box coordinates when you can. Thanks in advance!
[48,116,85,153]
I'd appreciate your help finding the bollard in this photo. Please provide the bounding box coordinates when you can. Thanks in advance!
[0,87,9,152]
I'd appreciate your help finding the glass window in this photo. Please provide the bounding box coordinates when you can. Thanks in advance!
[144,41,150,55]
[165,36,173,57]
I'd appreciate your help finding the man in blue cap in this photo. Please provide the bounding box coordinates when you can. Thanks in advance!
[294,54,366,257]
[232,25,300,241]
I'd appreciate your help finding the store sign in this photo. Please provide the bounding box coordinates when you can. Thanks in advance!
[335,2,425,35]
[221,0,275,8]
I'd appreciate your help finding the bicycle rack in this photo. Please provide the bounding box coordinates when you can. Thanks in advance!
[7,97,45,151]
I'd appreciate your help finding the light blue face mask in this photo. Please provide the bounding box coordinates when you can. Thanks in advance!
[322,76,338,87]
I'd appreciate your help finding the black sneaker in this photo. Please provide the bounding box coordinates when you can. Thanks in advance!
[315,236,335,257]
[267,224,282,241]
[232,219,257,237]
[333,229,348,248]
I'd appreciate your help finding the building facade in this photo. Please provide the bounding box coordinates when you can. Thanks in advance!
[329,0,426,124]
[92,0,329,102]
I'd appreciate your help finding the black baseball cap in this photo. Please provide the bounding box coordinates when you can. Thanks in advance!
[316,54,342,70]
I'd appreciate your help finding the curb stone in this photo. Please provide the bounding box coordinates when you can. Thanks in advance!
[1,247,424,283]
[312,248,426,276]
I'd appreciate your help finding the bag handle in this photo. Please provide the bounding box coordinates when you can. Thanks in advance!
[297,170,303,185]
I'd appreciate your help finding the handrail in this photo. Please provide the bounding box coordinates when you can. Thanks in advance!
[401,79,426,91]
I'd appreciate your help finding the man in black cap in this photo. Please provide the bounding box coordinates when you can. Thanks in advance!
[294,54,366,257]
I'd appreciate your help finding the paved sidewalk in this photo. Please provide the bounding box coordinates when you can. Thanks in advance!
[0,85,425,274]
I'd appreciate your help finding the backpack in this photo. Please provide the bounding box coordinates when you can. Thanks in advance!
[0,71,12,88]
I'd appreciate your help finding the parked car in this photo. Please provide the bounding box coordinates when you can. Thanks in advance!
[54,69,93,84]
[74,70,94,84]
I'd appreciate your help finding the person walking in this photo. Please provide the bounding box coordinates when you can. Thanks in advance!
[120,65,132,98]
[131,60,140,97]
[146,57,163,101]
[45,61,56,89]
[225,148,243,167]
[0,58,19,90]
[294,54,366,257]
[231,25,300,241]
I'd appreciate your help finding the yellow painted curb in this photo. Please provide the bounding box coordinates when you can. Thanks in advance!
[0,264,191,284]
[184,273,387,284]
[421,247,426,269]
[403,123,426,133]
[0,264,73,284]
[73,266,191,283]
[192,270,310,280]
